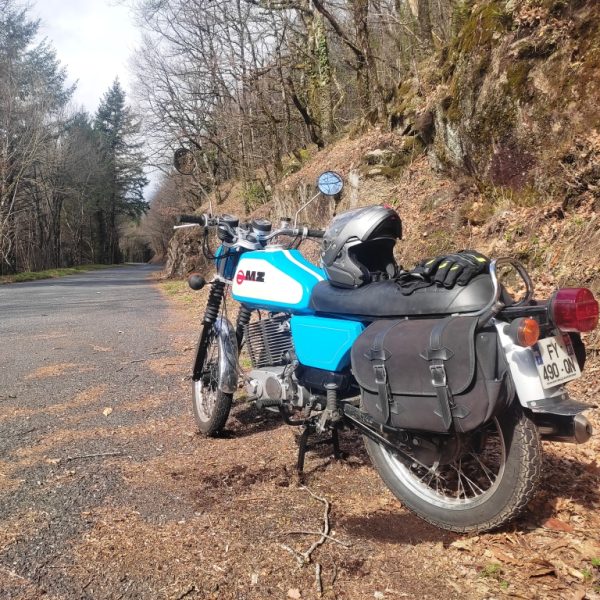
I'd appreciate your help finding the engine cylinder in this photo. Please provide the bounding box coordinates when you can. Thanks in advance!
[244,315,293,369]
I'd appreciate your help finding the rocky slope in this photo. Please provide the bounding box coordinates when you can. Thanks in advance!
[165,0,600,349]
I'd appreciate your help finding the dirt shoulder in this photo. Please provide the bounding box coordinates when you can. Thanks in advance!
[0,269,599,600]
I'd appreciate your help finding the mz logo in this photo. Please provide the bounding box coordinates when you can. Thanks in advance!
[236,269,265,285]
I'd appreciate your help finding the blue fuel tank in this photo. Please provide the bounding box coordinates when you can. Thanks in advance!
[231,248,325,313]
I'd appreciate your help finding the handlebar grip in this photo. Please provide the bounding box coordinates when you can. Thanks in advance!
[306,228,325,238]
[177,214,206,225]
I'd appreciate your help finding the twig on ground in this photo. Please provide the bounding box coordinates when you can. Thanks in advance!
[300,486,330,563]
[130,359,146,364]
[280,543,305,567]
[0,566,27,581]
[279,486,337,565]
[13,428,36,437]
[176,585,197,599]
[280,530,351,548]
[66,451,123,461]
[315,562,323,597]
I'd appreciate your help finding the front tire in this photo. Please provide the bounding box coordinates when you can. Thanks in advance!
[192,328,233,436]
[364,402,542,533]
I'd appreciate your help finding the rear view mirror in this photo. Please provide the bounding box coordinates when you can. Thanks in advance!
[174,147,196,175]
[317,171,343,196]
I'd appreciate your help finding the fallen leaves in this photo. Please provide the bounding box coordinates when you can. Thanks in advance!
[543,517,574,533]
[24,363,83,380]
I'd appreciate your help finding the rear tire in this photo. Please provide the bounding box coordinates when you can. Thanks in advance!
[192,328,233,436]
[364,402,542,533]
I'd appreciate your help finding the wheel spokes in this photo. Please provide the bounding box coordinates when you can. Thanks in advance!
[390,419,506,506]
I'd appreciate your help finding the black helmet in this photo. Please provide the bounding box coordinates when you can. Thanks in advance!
[321,205,402,288]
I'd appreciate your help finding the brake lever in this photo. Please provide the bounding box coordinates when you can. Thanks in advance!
[173,223,202,230]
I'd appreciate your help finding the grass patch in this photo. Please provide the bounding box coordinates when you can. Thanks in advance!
[158,279,197,306]
[0,264,120,284]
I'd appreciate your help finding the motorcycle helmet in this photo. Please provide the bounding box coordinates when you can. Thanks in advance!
[321,205,402,288]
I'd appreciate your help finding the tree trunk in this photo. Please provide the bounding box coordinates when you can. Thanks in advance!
[352,0,372,114]
[417,0,433,52]
[309,11,334,140]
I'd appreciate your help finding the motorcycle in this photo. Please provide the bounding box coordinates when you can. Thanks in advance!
[174,163,597,533]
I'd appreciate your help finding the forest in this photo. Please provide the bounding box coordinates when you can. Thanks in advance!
[0,0,467,274]
[2,0,599,274]
[0,0,146,275]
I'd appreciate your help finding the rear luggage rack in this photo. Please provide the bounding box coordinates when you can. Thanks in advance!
[472,258,534,323]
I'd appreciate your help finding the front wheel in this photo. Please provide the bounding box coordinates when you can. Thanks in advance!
[192,328,233,436]
[364,402,542,533]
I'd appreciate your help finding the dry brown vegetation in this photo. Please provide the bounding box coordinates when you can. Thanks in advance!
[1,281,599,599]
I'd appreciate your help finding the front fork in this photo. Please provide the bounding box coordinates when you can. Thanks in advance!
[192,281,227,380]
[192,281,250,394]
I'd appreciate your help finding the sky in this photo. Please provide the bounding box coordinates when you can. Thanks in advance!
[31,0,141,115]
[30,0,160,196]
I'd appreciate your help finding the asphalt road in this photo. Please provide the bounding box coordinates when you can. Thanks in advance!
[1,265,167,387]
[0,264,193,599]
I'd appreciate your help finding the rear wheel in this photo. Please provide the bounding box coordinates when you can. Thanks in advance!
[192,329,233,436]
[364,402,542,532]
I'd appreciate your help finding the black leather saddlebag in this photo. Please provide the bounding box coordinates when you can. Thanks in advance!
[350,315,512,433]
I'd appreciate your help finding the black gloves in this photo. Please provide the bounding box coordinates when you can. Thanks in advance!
[414,250,490,288]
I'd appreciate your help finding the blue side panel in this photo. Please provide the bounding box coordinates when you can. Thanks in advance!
[291,315,364,371]
[231,249,325,314]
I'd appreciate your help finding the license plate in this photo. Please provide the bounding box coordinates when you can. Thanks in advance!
[532,334,581,390]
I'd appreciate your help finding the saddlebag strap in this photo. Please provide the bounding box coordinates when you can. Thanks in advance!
[422,318,455,431]
[368,326,394,424]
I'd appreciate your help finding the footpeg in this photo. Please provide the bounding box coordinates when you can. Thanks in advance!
[255,398,283,410]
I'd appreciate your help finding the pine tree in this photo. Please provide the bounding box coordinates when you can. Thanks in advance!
[94,79,148,263]
[0,0,73,272]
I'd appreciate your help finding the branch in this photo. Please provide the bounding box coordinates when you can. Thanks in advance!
[243,0,313,15]
[311,0,363,58]
[66,451,124,461]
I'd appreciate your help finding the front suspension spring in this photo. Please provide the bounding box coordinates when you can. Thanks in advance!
[203,281,226,324]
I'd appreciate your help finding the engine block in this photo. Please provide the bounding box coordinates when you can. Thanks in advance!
[244,315,293,369]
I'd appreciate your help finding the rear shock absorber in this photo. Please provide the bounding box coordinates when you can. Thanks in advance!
[325,382,342,423]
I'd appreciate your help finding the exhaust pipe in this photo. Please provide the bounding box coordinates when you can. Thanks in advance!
[574,414,593,444]
[536,413,593,444]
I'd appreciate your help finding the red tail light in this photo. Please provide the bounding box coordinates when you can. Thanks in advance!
[551,288,599,332]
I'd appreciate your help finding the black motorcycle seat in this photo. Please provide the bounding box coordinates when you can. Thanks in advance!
[309,274,497,318]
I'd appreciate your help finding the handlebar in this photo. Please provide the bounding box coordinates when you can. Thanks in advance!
[177,214,208,225]
[175,214,325,240]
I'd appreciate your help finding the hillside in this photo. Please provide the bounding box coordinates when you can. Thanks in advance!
[166,0,600,347]
[155,1,600,595]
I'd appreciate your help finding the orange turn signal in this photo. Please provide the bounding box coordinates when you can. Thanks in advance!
[516,317,540,347]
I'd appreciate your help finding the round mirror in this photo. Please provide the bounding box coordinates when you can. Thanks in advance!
[317,171,343,196]
[173,147,196,175]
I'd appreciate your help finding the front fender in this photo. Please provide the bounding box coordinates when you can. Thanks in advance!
[213,316,239,394]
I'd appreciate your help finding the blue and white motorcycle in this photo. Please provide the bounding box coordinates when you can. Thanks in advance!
[175,167,597,533]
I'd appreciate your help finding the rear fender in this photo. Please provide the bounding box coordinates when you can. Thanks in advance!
[495,320,567,408]
[214,316,239,394]
[495,321,594,426]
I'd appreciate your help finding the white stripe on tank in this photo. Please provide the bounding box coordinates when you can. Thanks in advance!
[283,250,324,282]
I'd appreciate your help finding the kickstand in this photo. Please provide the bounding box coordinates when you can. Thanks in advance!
[296,423,343,473]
